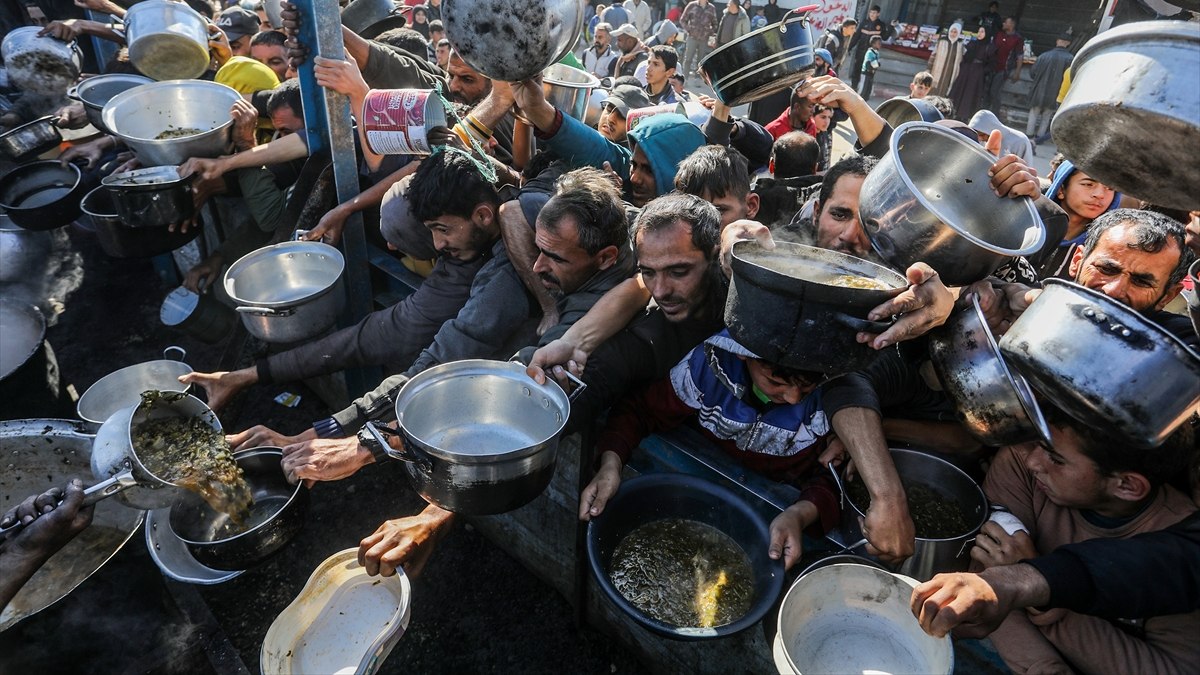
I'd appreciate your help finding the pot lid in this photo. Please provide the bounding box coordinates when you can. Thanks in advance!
[0,298,45,380]
[160,286,199,326]
[101,165,186,188]
[76,73,153,107]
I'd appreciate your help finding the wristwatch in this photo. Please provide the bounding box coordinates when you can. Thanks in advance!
[356,425,391,464]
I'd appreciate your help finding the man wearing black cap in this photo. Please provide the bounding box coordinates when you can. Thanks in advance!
[217,6,261,56]
[598,83,651,145]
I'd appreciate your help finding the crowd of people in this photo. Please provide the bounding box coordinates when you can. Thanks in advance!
[2,0,1199,672]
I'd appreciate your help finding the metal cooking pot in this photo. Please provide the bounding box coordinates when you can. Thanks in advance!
[0,212,52,284]
[586,473,785,640]
[68,74,154,135]
[874,96,944,127]
[341,0,408,38]
[0,116,62,160]
[359,360,573,515]
[834,449,988,581]
[928,294,1050,446]
[0,419,144,632]
[776,564,952,674]
[699,7,818,107]
[76,346,192,429]
[0,298,70,421]
[168,447,309,571]
[725,240,905,377]
[101,165,196,228]
[1052,21,1200,212]
[0,160,88,230]
[224,240,346,343]
[160,285,238,344]
[89,392,217,510]
[543,63,599,122]
[999,279,1200,449]
[1,27,82,94]
[859,122,1045,286]
[123,0,212,81]
[101,80,241,166]
[81,185,199,257]
[443,0,584,81]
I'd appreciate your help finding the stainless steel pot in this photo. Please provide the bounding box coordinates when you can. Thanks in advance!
[835,449,988,581]
[0,160,87,231]
[928,294,1050,446]
[168,448,309,571]
[68,74,154,134]
[76,346,192,428]
[1052,21,1200,212]
[101,80,241,166]
[160,285,238,344]
[0,115,62,160]
[89,392,218,510]
[82,184,200,257]
[859,122,1045,286]
[360,360,573,515]
[123,0,213,81]
[224,240,346,344]
[998,279,1200,449]
[698,7,818,107]
[0,298,68,420]
[101,165,196,228]
[1,27,82,94]
[341,0,408,38]
[875,96,944,127]
[543,63,599,122]
[0,212,52,284]
[443,0,584,81]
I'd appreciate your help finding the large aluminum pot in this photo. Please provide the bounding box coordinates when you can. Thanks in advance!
[775,564,952,674]
[999,279,1200,449]
[443,0,585,81]
[123,0,212,81]
[224,240,346,343]
[0,160,87,231]
[76,346,192,428]
[928,294,1050,446]
[1,27,82,94]
[169,448,309,571]
[699,8,816,107]
[101,165,196,228]
[0,116,62,160]
[875,96,943,127]
[102,80,241,166]
[1052,21,1200,212]
[360,360,572,515]
[837,448,988,581]
[0,419,144,632]
[859,122,1045,286]
[0,212,52,284]
[0,298,66,422]
[725,240,905,377]
[68,74,154,134]
[543,63,600,122]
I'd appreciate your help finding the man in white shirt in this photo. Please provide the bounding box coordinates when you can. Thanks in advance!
[582,22,619,79]
[626,0,653,39]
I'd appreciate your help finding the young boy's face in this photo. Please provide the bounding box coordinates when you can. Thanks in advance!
[909,80,931,98]
[1022,427,1114,511]
[744,359,818,405]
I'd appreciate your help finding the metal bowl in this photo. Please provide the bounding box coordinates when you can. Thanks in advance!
[68,74,153,134]
[443,0,584,81]
[101,80,241,166]
[0,160,86,231]
[168,448,309,571]
[859,122,1045,286]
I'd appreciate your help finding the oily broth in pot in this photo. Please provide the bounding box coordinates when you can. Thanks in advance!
[742,249,899,291]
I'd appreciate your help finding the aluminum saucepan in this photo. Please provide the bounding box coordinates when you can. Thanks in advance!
[0,160,88,230]
[928,294,1050,446]
[725,240,905,377]
[875,96,944,127]
[122,0,212,81]
[543,63,600,122]
[81,184,199,257]
[101,165,196,228]
[999,279,1200,449]
[858,121,1045,286]
[68,73,154,134]
[168,447,309,571]
[443,0,584,81]
[160,285,238,345]
[224,240,346,344]
[0,116,62,160]
[359,360,574,515]
[1052,21,1200,212]
[76,346,192,429]
[101,79,241,166]
[699,6,819,107]
[1,27,82,94]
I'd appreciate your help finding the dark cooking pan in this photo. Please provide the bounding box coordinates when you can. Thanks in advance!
[0,160,90,230]
[82,185,199,258]
[699,6,819,107]
[725,240,906,377]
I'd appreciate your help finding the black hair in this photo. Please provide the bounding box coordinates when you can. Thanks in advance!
[374,28,430,57]
[538,167,629,254]
[1080,208,1194,288]
[912,70,934,86]
[674,145,751,200]
[612,75,643,89]
[649,44,679,71]
[1040,398,1195,489]
[429,19,443,31]
[869,4,881,11]
[670,73,686,84]
[250,29,286,48]
[817,154,878,210]
[761,361,826,387]
[633,193,720,262]
[841,18,858,27]
[924,95,955,118]
[869,35,882,45]
[770,131,820,180]
[407,150,500,222]
[265,78,304,119]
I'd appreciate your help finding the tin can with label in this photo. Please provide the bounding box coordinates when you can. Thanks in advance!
[625,103,685,131]
[362,89,448,155]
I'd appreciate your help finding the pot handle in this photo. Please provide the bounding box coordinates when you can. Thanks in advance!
[0,469,136,538]
[560,369,588,402]
[236,305,296,317]
[163,345,187,362]
[67,85,80,101]
[831,311,893,336]
[827,461,846,510]
[361,422,434,473]
[779,3,820,31]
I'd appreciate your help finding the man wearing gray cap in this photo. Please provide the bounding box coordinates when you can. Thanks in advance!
[598,83,651,145]
[216,6,260,56]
